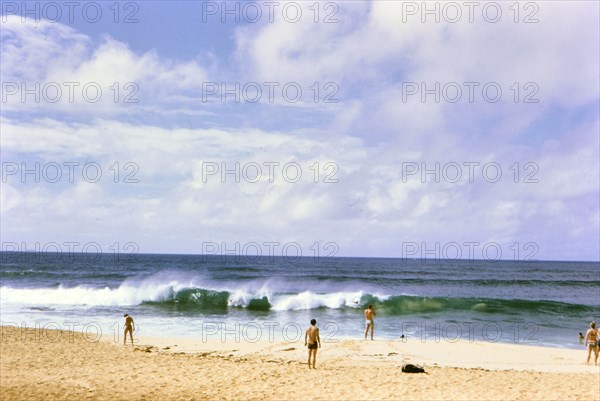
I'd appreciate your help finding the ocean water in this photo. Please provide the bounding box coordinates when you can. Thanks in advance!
[1,252,599,349]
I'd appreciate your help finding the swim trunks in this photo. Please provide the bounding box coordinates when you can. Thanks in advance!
[587,341,598,348]
[308,342,318,350]
[365,319,374,327]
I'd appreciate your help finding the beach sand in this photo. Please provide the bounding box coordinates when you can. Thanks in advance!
[1,326,598,401]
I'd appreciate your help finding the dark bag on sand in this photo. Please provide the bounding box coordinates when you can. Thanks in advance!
[401,363,425,373]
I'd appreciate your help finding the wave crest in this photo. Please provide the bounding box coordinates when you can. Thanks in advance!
[2,281,594,316]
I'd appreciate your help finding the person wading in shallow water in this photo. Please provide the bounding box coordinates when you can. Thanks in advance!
[123,314,135,346]
[305,319,321,369]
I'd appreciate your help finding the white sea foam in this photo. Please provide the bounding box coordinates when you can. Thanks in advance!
[1,283,380,311]
[270,290,364,311]
[0,270,390,310]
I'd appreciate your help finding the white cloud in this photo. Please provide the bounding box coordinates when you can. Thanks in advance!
[1,16,210,116]
[237,1,599,99]
[1,114,598,260]
[234,1,599,145]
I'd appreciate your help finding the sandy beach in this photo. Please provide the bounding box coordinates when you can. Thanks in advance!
[1,326,598,401]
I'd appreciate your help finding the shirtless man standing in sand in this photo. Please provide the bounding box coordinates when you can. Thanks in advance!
[124,314,135,346]
[305,319,321,369]
[364,305,376,340]
[584,321,599,365]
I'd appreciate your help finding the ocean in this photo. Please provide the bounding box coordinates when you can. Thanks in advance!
[1,252,599,349]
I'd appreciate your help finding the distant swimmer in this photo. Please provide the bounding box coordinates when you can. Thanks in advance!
[579,332,584,344]
[364,304,376,340]
[123,314,135,346]
[584,321,599,365]
[305,319,321,369]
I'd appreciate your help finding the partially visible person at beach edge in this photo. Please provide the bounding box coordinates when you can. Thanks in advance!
[305,319,321,369]
[124,314,135,346]
[578,332,584,344]
[364,304,376,340]
[584,321,599,365]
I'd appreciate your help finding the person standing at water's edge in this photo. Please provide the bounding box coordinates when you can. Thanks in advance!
[123,314,135,346]
[584,321,599,365]
[364,305,376,340]
[305,319,321,369]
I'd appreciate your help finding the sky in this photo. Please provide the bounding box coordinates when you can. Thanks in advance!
[1,1,599,261]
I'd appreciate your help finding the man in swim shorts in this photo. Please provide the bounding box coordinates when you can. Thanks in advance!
[305,319,321,369]
[584,321,599,365]
[364,305,376,340]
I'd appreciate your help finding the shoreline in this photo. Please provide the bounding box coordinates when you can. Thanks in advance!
[1,326,599,400]
[2,325,597,372]
[131,334,600,374]
[1,312,592,352]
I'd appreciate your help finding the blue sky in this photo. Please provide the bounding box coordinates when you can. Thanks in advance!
[1,1,599,261]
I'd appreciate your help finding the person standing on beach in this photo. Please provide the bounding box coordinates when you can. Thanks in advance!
[364,305,376,340]
[305,319,321,369]
[584,321,599,365]
[124,314,135,346]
